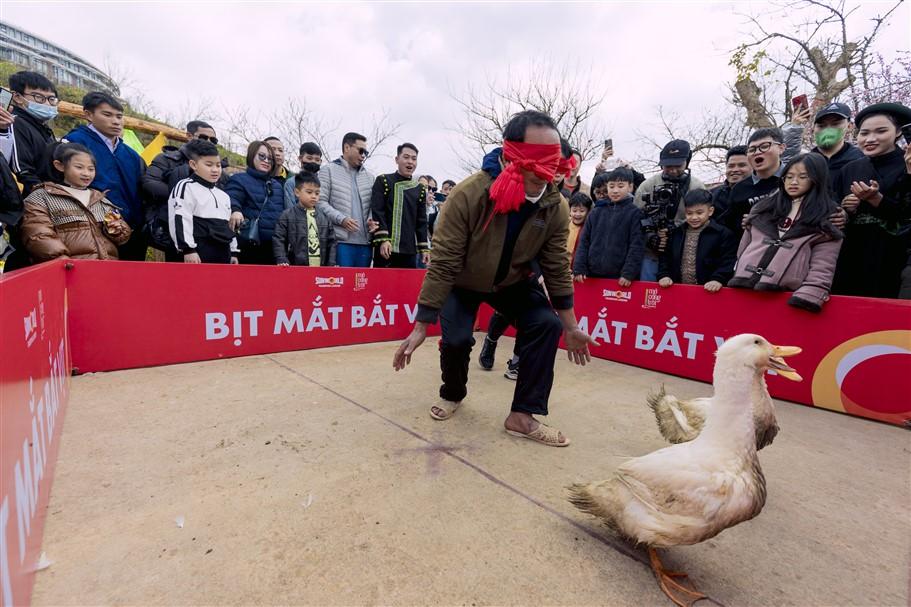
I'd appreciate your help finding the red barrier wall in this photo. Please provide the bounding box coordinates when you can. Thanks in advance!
[65,260,439,373]
[0,261,70,607]
[481,279,911,426]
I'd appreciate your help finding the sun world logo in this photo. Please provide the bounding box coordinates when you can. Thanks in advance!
[315,276,345,288]
[602,289,632,303]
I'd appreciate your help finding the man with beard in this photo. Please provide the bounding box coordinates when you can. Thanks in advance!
[370,142,430,268]
[710,145,749,217]
[634,139,706,280]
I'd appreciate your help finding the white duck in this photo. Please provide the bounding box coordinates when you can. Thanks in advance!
[568,334,801,607]
[645,351,799,450]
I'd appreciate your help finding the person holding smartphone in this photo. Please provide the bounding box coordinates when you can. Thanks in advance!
[0,71,59,196]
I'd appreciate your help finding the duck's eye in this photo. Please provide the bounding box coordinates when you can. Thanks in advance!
[754,339,761,345]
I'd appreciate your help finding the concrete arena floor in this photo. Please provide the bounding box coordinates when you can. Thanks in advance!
[32,338,910,606]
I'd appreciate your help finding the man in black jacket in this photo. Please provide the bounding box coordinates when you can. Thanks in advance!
[142,120,226,206]
[0,71,59,196]
[142,120,226,256]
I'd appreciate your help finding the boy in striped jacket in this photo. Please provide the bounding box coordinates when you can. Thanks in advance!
[168,139,238,264]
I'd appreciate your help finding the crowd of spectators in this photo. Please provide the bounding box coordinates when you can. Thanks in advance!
[1,70,909,309]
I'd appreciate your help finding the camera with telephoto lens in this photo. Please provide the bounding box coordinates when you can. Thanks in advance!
[640,183,681,251]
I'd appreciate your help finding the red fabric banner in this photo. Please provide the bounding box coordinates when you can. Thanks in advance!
[0,260,71,607]
[65,261,439,373]
[481,279,911,426]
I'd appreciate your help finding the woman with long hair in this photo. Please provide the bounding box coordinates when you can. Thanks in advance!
[728,152,843,312]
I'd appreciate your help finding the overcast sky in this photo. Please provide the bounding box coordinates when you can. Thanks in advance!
[3,1,908,184]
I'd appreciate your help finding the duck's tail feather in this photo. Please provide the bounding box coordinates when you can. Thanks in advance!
[646,384,698,444]
[567,482,620,529]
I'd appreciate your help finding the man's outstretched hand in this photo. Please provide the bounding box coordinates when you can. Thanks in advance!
[564,326,599,366]
[393,322,428,371]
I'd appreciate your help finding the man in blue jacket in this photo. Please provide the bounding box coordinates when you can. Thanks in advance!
[64,92,147,260]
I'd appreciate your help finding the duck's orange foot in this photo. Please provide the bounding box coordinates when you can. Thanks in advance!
[648,547,707,607]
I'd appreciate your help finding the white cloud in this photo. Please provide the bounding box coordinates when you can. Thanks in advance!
[4,1,908,184]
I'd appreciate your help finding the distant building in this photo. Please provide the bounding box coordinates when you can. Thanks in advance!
[0,21,119,95]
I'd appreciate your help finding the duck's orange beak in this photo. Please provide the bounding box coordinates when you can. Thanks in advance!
[769,345,802,381]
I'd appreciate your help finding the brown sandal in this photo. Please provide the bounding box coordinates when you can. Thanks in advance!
[505,423,570,447]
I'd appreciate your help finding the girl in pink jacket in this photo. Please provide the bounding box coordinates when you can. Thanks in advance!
[728,153,844,312]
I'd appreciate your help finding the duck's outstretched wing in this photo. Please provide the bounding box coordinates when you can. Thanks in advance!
[646,385,710,444]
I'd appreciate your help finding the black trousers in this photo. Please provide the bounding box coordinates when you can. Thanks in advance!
[239,241,275,265]
[118,231,148,261]
[374,250,418,269]
[439,283,562,415]
[486,310,512,341]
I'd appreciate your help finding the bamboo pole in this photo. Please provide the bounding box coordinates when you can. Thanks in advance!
[57,100,190,142]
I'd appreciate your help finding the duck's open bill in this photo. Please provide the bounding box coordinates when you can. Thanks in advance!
[769,345,802,381]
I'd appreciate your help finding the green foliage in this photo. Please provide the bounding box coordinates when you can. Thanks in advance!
[729,46,768,83]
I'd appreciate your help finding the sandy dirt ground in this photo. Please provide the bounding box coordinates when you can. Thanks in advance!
[31,337,910,606]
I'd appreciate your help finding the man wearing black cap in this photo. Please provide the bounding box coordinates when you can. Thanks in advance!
[634,139,706,280]
[793,101,865,193]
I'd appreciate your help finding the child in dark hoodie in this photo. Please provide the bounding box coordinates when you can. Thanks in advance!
[573,168,644,286]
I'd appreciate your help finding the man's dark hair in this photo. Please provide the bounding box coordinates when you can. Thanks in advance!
[184,139,219,160]
[683,189,714,208]
[342,132,367,147]
[747,128,783,145]
[9,71,57,95]
[605,167,635,185]
[502,110,558,142]
[299,141,322,156]
[726,145,749,161]
[559,138,573,159]
[569,192,593,209]
[591,172,610,193]
[442,179,456,188]
[186,120,213,134]
[82,91,123,112]
[263,136,282,144]
[294,171,321,189]
[397,142,419,156]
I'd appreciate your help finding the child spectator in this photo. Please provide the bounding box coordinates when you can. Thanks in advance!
[573,167,644,286]
[64,92,146,260]
[567,192,592,255]
[20,142,131,262]
[168,140,238,264]
[273,172,322,266]
[728,153,843,312]
[657,189,737,292]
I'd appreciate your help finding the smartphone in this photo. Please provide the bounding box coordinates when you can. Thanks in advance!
[0,87,12,112]
[791,94,808,111]
[433,192,446,202]
[604,138,613,149]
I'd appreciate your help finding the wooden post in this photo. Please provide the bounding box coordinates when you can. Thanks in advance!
[57,100,190,142]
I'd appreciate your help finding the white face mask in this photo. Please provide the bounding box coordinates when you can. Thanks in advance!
[25,101,58,122]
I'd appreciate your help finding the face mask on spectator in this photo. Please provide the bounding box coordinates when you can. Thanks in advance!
[301,162,321,173]
[25,101,58,122]
[814,127,844,149]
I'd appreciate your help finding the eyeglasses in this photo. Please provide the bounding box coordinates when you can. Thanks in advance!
[356,147,369,158]
[20,91,59,106]
[197,134,219,145]
[747,141,777,155]
[428,186,438,192]
[256,153,273,164]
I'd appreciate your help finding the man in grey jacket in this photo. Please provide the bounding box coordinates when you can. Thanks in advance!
[317,132,375,267]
